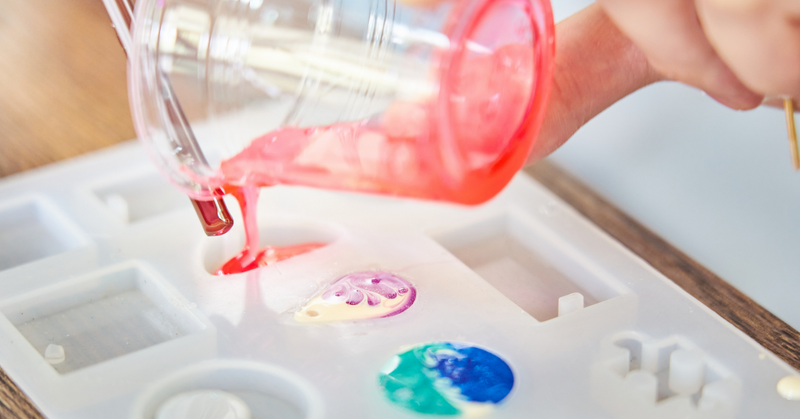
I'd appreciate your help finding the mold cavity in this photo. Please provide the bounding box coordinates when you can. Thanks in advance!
[0,197,89,272]
[92,171,188,223]
[433,211,624,322]
[611,335,726,404]
[595,333,741,417]
[202,219,338,275]
[134,361,322,419]
[0,263,207,374]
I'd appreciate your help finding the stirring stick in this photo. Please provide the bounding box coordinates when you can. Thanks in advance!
[785,98,799,170]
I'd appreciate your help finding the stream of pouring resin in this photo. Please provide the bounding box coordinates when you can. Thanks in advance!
[215,186,325,275]
[214,43,533,275]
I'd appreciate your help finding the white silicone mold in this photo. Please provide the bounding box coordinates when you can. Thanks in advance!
[0,141,796,418]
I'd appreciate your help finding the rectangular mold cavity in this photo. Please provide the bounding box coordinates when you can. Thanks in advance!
[0,262,207,374]
[433,210,626,322]
[92,171,188,224]
[0,197,90,272]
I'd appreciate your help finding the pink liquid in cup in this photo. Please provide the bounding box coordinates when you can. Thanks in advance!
[213,0,554,275]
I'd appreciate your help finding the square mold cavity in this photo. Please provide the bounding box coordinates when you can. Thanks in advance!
[0,262,208,374]
[91,170,189,224]
[0,196,91,272]
[433,210,627,322]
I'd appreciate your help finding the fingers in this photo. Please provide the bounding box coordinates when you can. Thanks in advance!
[697,0,800,97]
[598,0,763,110]
[526,4,661,164]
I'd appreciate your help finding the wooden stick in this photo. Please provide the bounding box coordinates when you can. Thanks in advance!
[785,98,799,171]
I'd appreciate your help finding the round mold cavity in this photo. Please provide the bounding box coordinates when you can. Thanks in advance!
[201,216,341,275]
[132,360,324,419]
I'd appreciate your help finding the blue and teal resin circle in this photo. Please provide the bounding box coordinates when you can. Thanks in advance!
[378,342,514,416]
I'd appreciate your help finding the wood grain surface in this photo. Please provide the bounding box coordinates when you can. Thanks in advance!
[0,1,797,418]
[0,0,134,179]
[0,368,41,419]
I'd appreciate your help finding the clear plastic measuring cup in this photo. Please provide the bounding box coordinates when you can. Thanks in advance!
[113,0,554,208]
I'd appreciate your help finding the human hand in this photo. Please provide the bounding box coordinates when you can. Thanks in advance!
[527,3,660,163]
[599,0,800,110]
[394,1,661,164]
[536,0,800,162]
[398,0,799,164]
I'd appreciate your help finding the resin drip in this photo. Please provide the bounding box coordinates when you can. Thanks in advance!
[215,186,325,275]
[777,375,800,401]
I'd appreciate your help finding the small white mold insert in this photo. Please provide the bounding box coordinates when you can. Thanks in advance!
[1,263,208,374]
[0,197,88,271]
[558,292,584,317]
[44,344,65,365]
[156,390,251,419]
[92,171,188,223]
[592,332,741,419]
[103,194,130,223]
[669,349,705,395]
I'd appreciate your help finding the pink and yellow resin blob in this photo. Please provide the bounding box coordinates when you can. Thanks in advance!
[295,272,416,323]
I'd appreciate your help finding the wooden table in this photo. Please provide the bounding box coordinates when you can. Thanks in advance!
[1,1,798,418]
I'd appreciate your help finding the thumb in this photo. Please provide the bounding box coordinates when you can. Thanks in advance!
[527,3,662,164]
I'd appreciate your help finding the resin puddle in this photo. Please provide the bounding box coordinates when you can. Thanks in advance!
[214,186,325,275]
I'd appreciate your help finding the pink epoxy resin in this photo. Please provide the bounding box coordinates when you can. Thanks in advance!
[215,186,326,275]
[210,0,554,275]
[211,9,545,204]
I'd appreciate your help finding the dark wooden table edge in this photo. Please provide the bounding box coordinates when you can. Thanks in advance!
[525,160,800,371]
[0,368,41,419]
[2,159,799,419]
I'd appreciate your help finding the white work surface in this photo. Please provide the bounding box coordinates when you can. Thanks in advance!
[551,1,800,331]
